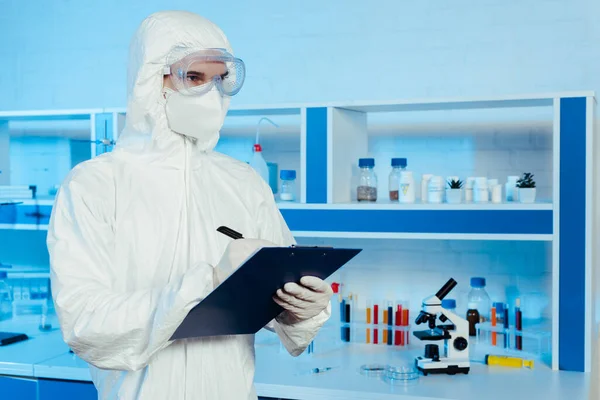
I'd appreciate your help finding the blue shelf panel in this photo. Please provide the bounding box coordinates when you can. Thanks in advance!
[280,208,553,235]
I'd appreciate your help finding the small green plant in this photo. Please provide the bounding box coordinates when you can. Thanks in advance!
[516,173,536,188]
[447,179,463,189]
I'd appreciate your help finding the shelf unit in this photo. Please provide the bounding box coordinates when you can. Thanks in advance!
[0,91,596,374]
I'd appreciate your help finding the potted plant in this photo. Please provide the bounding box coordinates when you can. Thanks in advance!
[516,173,536,203]
[446,179,463,204]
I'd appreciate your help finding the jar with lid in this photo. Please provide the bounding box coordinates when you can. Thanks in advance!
[279,170,297,202]
[357,158,377,202]
[388,158,406,201]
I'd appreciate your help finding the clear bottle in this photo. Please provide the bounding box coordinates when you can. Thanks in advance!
[357,158,377,202]
[388,158,404,201]
[467,277,491,323]
[279,170,296,202]
[250,144,270,185]
[0,271,12,321]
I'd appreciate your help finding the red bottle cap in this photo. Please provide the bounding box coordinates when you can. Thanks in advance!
[253,144,262,152]
[331,282,340,293]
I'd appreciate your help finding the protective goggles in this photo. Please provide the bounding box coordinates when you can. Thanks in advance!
[164,48,245,97]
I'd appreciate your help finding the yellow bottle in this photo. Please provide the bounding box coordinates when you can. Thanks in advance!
[485,355,534,369]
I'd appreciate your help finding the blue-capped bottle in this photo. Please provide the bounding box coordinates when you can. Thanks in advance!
[467,277,491,323]
[279,170,297,202]
[357,158,377,202]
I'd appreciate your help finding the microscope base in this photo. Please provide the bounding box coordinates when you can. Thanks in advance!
[415,357,470,376]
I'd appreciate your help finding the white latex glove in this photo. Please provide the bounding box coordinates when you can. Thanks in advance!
[273,276,333,323]
[213,239,276,286]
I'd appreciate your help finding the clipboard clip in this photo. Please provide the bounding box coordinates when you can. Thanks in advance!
[290,245,334,249]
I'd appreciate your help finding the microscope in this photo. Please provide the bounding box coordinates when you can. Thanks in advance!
[412,278,470,376]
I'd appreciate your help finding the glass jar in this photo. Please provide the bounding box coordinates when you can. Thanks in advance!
[388,158,406,201]
[279,170,296,202]
[357,158,377,202]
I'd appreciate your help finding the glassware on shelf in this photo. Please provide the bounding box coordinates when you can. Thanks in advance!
[279,170,296,202]
[357,158,377,202]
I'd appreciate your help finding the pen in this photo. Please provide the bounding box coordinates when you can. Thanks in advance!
[217,226,244,240]
[504,303,509,349]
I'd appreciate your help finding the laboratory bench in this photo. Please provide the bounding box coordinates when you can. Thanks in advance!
[0,316,589,400]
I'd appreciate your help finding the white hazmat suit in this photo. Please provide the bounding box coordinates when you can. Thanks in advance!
[47,10,330,400]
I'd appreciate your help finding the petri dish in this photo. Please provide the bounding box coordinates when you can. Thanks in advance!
[382,365,419,385]
[359,364,390,377]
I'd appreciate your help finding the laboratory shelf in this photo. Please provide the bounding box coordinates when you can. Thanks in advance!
[278,202,552,240]
[0,91,596,374]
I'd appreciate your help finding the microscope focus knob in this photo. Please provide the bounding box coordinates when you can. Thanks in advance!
[454,337,468,351]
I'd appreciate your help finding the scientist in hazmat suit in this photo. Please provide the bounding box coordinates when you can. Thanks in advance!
[47,10,333,400]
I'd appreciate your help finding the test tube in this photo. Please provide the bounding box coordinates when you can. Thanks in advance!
[366,299,372,344]
[344,294,352,342]
[402,301,410,346]
[503,303,509,349]
[491,304,497,346]
[515,298,523,351]
[373,302,379,344]
[394,302,402,346]
[382,305,388,344]
[387,301,393,345]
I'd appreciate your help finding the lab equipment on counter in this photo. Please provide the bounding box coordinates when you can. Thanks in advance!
[466,304,479,337]
[427,176,444,203]
[467,277,491,322]
[515,298,523,350]
[421,174,433,203]
[474,177,489,203]
[413,278,470,375]
[0,271,12,321]
[171,244,361,339]
[357,158,377,202]
[279,170,296,202]
[505,176,520,201]
[382,365,419,385]
[441,298,456,313]
[359,364,389,376]
[485,354,534,369]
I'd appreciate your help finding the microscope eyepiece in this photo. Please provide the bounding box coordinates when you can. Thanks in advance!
[435,278,457,300]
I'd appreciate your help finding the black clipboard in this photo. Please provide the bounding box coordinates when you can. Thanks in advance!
[171,246,361,340]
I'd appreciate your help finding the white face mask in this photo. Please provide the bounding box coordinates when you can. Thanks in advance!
[163,88,226,145]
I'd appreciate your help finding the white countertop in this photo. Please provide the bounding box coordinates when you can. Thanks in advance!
[0,317,590,400]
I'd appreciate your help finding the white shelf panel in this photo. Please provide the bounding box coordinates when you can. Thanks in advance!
[277,202,552,211]
[291,231,553,241]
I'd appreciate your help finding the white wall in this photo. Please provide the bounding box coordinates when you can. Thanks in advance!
[0,0,598,110]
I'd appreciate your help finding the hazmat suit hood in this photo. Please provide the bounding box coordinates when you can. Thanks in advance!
[116,11,233,165]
